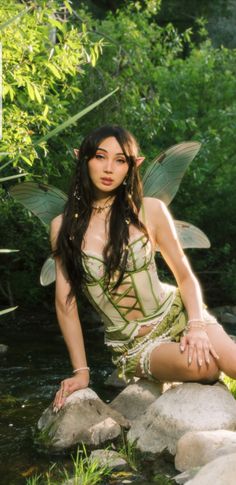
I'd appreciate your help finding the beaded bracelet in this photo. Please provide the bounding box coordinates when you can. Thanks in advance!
[73,366,90,374]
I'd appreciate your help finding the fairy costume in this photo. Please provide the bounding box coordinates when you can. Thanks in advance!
[10,140,220,381]
[81,213,218,382]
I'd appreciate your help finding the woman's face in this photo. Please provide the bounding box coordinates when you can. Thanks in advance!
[87,136,130,199]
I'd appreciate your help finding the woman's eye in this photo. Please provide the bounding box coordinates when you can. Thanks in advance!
[117,158,126,164]
[96,154,104,159]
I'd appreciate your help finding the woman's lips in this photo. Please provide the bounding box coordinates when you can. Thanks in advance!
[100,178,114,185]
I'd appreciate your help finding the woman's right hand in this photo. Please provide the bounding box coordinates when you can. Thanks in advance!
[53,371,89,412]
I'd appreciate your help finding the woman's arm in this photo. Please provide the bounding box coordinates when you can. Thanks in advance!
[51,215,89,410]
[150,200,203,322]
[143,198,219,365]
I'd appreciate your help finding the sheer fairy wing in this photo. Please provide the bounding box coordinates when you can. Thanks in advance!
[40,256,56,286]
[10,182,66,286]
[142,141,201,205]
[156,219,210,252]
[10,182,67,228]
[174,220,210,249]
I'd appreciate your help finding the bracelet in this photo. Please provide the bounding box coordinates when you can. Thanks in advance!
[73,366,90,374]
[187,323,206,329]
[186,323,207,332]
[184,323,207,336]
[187,318,205,325]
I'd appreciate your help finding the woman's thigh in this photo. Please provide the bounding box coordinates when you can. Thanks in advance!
[136,323,236,382]
[136,340,220,382]
[205,324,236,378]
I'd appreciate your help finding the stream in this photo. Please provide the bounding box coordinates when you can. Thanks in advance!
[0,312,176,485]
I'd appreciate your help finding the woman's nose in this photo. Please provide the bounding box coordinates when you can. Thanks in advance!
[104,158,114,173]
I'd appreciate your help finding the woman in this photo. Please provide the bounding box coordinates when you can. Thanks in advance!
[51,125,236,412]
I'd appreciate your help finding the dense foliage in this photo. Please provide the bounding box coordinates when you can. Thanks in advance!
[68,2,236,305]
[0,0,104,308]
[0,0,104,169]
[0,0,235,310]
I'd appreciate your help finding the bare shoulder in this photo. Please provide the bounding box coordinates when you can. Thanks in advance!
[50,214,63,250]
[51,214,63,233]
[142,197,166,220]
[141,197,174,240]
[139,198,168,246]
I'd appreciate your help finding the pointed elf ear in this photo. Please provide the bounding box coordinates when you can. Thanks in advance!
[73,149,80,159]
[136,156,145,167]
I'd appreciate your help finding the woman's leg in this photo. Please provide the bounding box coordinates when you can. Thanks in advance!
[205,324,236,379]
[136,339,220,383]
[136,323,236,383]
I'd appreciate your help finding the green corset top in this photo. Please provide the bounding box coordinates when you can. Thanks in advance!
[82,234,176,347]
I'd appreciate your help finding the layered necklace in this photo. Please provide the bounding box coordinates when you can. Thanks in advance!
[91,199,113,214]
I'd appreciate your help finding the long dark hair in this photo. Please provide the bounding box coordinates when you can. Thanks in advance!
[54,125,148,302]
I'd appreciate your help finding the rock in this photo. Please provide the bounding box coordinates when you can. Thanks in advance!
[89,449,129,471]
[37,388,129,451]
[162,381,182,392]
[127,382,236,455]
[210,306,236,324]
[221,313,236,325]
[174,468,200,484]
[186,453,236,485]
[104,369,128,388]
[175,430,236,471]
[110,379,162,421]
[0,343,8,354]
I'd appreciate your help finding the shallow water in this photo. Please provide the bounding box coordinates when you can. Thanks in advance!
[0,314,176,485]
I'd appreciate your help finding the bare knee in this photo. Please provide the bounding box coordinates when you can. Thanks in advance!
[218,351,236,379]
[185,359,220,383]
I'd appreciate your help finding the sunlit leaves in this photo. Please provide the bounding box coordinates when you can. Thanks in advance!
[35,88,118,145]
[45,62,62,79]
[0,0,105,169]
[0,5,31,31]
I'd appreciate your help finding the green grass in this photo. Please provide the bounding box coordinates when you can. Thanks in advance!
[117,434,138,471]
[221,373,236,398]
[34,423,57,449]
[26,475,42,485]
[26,446,112,485]
[63,446,111,485]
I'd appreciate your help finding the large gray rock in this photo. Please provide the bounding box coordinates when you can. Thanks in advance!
[186,453,236,485]
[110,379,162,421]
[175,430,236,471]
[37,388,129,451]
[127,382,236,455]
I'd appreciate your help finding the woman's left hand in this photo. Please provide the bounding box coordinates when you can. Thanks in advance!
[53,372,89,412]
[179,328,219,367]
